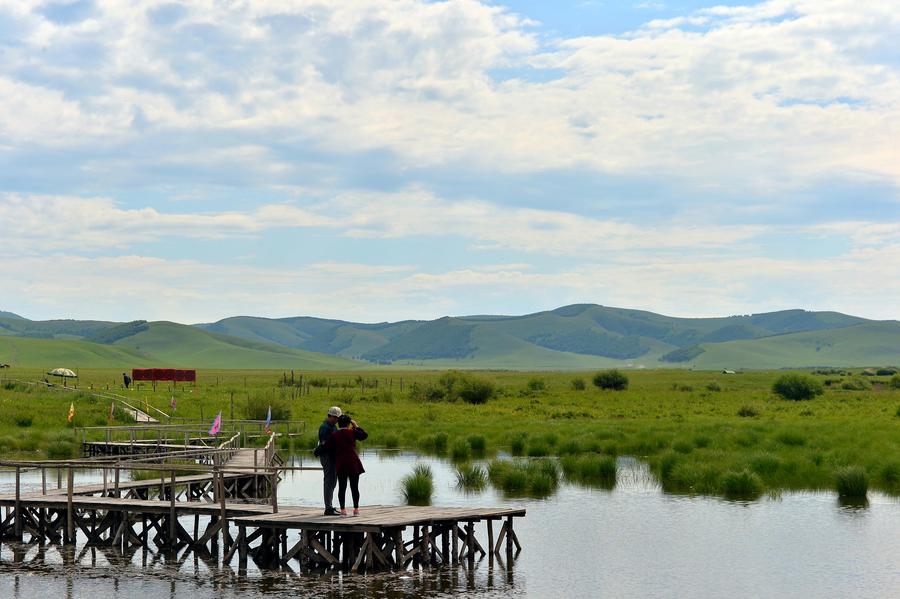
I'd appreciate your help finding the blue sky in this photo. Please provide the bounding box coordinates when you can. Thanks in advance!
[0,0,898,323]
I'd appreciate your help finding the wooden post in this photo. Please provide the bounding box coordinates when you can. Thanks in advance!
[67,466,74,545]
[466,521,475,564]
[114,462,120,497]
[230,392,234,421]
[271,469,278,513]
[41,467,47,495]
[169,469,177,546]
[506,516,513,555]
[14,466,22,540]
[451,524,458,564]
[487,519,494,563]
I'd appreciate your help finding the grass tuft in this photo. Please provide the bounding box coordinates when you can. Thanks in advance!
[720,469,763,498]
[401,464,434,505]
[835,466,868,498]
[455,463,487,491]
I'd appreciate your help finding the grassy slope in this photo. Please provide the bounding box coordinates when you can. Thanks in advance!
[111,322,361,369]
[0,322,361,370]
[691,322,900,369]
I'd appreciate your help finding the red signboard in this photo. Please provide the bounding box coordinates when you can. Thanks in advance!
[132,368,196,382]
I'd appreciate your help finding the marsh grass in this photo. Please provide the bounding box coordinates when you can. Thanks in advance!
[466,434,486,453]
[2,366,898,496]
[488,459,560,497]
[455,463,487,491]
[561,454,617,489]
[835,466,868,498]
[401,464,434,505]
[450,438,471,461]
[720,469,764,499]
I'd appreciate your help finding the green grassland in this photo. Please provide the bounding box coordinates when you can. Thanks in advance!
[0,322,360,369]
[1,367,898,499]
[6,305,896,370]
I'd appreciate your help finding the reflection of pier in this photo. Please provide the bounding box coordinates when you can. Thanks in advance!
[0,426,525,573]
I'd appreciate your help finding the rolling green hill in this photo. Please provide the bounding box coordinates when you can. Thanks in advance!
[0,321,359,370]
[197,305,893,369]
[1,306,895,370]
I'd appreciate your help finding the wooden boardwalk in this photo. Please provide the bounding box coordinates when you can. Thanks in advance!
[0,428,526,573]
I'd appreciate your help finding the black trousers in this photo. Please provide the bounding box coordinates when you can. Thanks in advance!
[337,472,360,509]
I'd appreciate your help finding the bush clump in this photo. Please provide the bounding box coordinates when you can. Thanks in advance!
[592,369,629,391]
[401,464,434,505]
[245,395,291,421]
[890,374,900,389]
[737,405,760,417]
[835,466,868,498]
[466,434,486,453]
[772,373,824,401]
[450,438,471,461]
[571,378,586,391]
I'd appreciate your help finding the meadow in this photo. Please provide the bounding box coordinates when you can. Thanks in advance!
[0,367,898,499]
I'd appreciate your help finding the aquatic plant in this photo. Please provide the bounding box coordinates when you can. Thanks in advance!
[720,469,763,498]
[401,464,434,505]
[455,463,487,491]
[450,438,471,461]
[835,466,868,498]
[561,454,617,488]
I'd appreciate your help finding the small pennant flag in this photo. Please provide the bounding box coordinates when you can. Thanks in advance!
[264,405,272,434]
[209,411,222,436]
[170,396,177,411]
[67,402,75,424]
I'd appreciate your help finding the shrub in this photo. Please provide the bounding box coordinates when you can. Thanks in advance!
[840,378,869,391]
[706,382,722,392]
[14,415,33,427]
[875,368,897,376]
[592,369,629,391]
[693,435,711,449]
[720,469,763,498]
[526,377,546,393]
[571,378,586,391]
[458,378,495,404]
[46,435,75,459]
[890,374,900,389]
[245,395,290,421]
[772,373,824,401]
[737,405,760,417]
[835,466,868,498]
[455,464,487,491]
[401,464,434,505]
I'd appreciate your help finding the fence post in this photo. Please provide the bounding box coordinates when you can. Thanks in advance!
[270,468,278,514]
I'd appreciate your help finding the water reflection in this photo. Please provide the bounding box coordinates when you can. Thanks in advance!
[2,452,899,598]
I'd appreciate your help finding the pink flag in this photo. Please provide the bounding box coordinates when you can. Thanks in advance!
[209,411,222,436]
[170,396,177,411]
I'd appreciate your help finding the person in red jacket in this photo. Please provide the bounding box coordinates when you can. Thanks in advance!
[325,414,368,516]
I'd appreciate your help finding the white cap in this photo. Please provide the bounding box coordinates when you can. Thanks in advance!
[327,406,342,417]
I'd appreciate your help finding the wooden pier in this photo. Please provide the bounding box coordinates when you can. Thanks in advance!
[0,427,525,574]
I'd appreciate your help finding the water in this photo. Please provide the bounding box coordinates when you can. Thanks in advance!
[1,452,899,598]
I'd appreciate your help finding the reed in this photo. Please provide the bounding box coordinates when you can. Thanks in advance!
[835,466,868,498]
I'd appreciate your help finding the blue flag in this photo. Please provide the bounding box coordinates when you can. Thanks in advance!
[264,405,272,434]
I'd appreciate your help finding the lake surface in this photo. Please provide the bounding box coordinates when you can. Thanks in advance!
[1,451,899,598]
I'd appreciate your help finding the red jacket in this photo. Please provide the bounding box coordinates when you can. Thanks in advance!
[326,426,368,476]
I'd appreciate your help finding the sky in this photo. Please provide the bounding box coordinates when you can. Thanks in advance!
[0,0,898,324]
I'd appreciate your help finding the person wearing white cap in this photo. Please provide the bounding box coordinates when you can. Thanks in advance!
[317,406,342,515]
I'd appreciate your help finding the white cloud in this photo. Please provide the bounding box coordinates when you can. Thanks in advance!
[1,1,897,186]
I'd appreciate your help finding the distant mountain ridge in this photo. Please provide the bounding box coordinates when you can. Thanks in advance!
[1,305,897,369]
